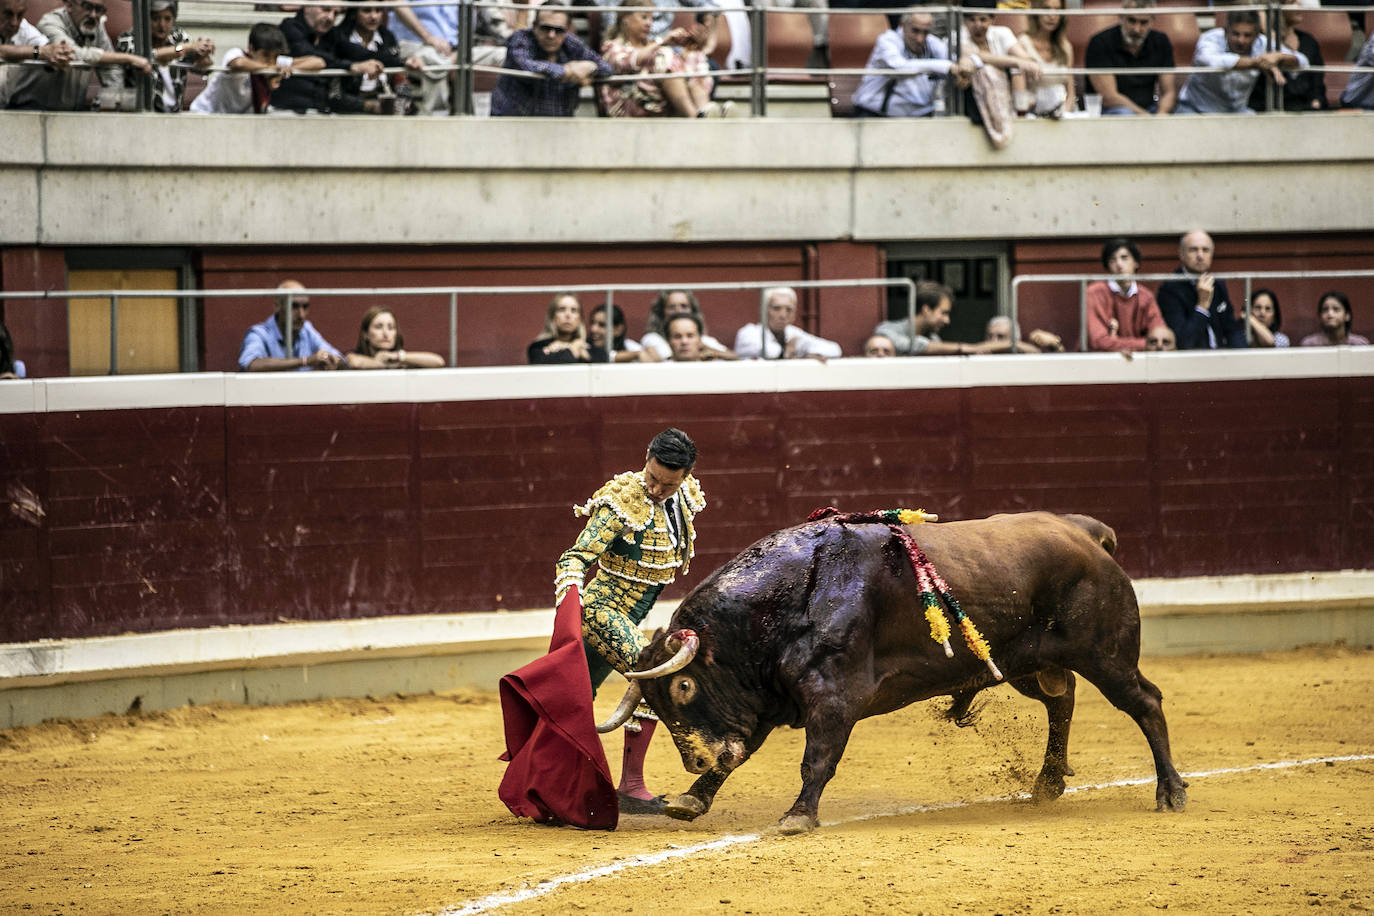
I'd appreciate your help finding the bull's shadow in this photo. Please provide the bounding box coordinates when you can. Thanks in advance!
[602,511,1188,834]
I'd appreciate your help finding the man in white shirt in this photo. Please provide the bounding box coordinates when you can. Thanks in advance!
[29,0,150,110]
[1178,10,1304,113]
[733,287,842,361]
[851,11,954,118]
[1,0,75,107]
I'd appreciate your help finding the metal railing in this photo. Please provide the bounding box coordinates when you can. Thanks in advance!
[1010,268,1374,352]
[0,277,914,372]
[5,0,1370,115]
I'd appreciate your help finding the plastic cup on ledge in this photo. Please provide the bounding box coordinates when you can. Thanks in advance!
[1084,94,1102,117]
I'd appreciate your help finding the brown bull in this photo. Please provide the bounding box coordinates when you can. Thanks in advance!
[599,511,1188,834]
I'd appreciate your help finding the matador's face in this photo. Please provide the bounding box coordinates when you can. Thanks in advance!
[642,457,687,504]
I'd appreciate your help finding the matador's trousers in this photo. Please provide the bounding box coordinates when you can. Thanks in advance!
[581,573,664,695]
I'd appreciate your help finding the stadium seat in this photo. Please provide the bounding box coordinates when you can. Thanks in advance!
[1152,11,1201,68]
[1066,13,1119,68]
[766,9,817,75]
[829,11,889,70]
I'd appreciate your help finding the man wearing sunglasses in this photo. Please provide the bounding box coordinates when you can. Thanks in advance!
[492,2,609,117]
[26,0,149,109]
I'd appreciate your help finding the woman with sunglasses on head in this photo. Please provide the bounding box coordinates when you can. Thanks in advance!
[493,2,609,117]
[115,0,213,112]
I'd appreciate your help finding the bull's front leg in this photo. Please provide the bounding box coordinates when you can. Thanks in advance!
[779,701,856,835]
[664,728,772,822]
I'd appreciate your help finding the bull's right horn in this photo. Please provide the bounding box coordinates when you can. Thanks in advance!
[624,629,699,680]
[595,681,642,734]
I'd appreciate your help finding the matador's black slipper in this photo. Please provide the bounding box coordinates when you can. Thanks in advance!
[617,792,667,815]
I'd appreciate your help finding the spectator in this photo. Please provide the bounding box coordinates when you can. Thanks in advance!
[115,0,213,113]
[666,314,707,361]
[1084,0,1176,116]
[600,0,713,43]
[733,286,842,360]
[959,0,1040,146]
[0,317,26,378]
[1157,230,1247,350]
[1246,288,1289,348]
[1248,1,1325,112]
[238,280,343,371]
[527,293,608,364]
[25,0,150,110]
[338,4,415,109]
[273,4,384,113]
[1,0,77,109]
[1176,10,1304,114]
[983,315,1064,353]
[1144,325,1176,351]
[588,303,645,363]
[863,333,896,358]
[1300,292,1369,347]
[1086,237,1167,352]
[850,10,956,118]
[873,280,975,355]
[492,2,609,117]
[391,0,515,115]
[1339,31,1374,110]
[190,23,311,114]
[640,289,736,360]
[1015,0,1075,118]
[681,7,718,104]
[599,0,729,118]
[345,306,445,368]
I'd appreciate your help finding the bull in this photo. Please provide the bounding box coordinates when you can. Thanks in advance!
[597,510,1188,834]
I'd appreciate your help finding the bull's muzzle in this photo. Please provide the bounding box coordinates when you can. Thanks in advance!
[677,733,747,775]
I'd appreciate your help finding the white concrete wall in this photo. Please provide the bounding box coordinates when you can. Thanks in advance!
[2,111,1372,246]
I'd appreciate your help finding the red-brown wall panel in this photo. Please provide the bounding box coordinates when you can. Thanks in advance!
[3,375,1372,642]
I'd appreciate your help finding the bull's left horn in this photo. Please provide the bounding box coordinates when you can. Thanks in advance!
[595,681,643,734]
[625,629,699,680]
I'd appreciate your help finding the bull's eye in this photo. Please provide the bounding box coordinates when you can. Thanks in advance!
[671,676,697,705]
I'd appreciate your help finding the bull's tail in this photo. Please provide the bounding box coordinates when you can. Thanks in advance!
[1060,514,1117,557]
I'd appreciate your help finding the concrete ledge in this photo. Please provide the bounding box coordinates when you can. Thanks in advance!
[2,571,1371,729]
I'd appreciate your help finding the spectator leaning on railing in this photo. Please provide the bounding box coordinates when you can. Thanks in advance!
[274,4,384,113]
[21,0,150,110]
[733,286,842,361]
[1247,1,1325,112]
[115,0,213,113]
[492,1,609,117]
[337,4,418,109]
[238,280,344,371]
[1083,0,1176,116]
[1,0,77,108]
[1014,0,1075,118]
[189,23,314,114]
[1086,237,1167,352]
[850,10,957,119]
[1339,31,1374,110]
[391,0,518,115]
[1177,9,1304,114]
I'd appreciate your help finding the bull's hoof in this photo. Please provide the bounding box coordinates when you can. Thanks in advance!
[1156,783,1188,813]
[777,814,818,835]
[1031,772,1067,804]
[663,793,707,821]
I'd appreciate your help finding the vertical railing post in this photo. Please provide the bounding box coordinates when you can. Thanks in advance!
[604,288,615,362]
[449,291,458,366]
[457,0,475,114]
[132,0,153,111]
[108,294,120,375]
[281,292,295,366]
[1078,280,1087,353]
[751,2,766,117]
[1243,276,1253,345]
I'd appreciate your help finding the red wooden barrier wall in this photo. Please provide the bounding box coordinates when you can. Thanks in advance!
[2,376,1371,643]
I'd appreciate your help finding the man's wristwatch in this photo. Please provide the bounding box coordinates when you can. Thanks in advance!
[175,42,186,56]
[33,45,40,59]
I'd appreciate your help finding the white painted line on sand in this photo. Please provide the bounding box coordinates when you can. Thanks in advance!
[433,753,1374,915]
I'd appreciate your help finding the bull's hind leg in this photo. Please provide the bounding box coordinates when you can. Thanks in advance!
[1075,661,1188,812]
[1008,669,1077,803]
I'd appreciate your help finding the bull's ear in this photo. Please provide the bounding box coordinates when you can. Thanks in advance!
[651,627,666,642]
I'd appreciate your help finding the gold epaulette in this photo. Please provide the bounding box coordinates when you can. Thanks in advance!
[573,471,654,531]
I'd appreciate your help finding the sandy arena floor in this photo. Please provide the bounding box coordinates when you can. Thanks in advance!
[2,644,1372,915]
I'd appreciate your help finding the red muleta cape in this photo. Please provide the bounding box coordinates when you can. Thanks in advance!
[498,587,618,829]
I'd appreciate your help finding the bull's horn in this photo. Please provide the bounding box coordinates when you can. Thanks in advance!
[625,629,699,680]
[595,681,642,734]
